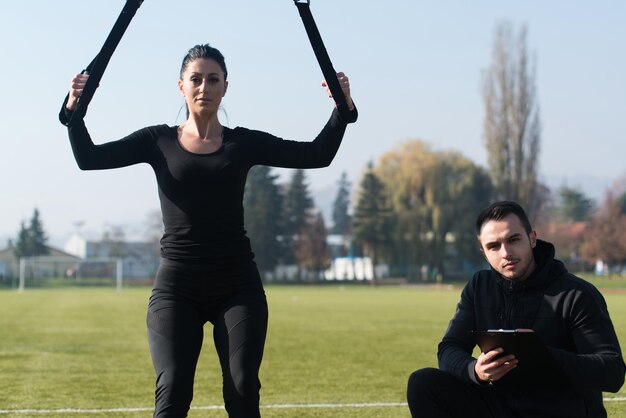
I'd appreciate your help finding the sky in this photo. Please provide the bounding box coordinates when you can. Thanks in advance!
[2,0,625,248]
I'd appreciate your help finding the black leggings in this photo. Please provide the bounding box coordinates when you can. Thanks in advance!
[147,259,268,418]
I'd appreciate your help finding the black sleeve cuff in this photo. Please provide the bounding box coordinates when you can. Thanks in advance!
[341,102,358,124]
[59,94,74,126]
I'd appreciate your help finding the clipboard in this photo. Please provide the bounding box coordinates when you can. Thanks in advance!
[471,329,540,357]
[469,329,568,388]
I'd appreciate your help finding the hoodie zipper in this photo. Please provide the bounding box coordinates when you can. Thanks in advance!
[503,279,516,328]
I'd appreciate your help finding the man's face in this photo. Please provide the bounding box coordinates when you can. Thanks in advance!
[478,213,537,282]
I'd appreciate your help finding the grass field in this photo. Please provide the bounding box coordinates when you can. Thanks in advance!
[1,284,625,417]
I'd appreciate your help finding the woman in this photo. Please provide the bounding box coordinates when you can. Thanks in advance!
[61,44,356,418]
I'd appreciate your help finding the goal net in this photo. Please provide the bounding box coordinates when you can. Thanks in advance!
[18,256,123,292]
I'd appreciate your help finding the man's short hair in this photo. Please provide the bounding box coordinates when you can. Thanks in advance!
[475,201,533,236]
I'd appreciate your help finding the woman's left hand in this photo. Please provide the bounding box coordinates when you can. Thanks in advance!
[322,72,354,111]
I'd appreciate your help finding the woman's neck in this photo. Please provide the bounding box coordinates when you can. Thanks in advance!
[183,113,223,140]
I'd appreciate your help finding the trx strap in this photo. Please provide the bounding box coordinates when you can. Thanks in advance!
[294,0,352,122]
[60,0,144,125]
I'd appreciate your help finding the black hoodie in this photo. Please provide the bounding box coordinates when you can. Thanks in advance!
[438,240,625,417]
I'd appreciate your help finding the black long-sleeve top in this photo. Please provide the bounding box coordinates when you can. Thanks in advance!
[62,107,357,263]
[438,240,625,417]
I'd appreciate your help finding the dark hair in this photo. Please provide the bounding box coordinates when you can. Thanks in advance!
[179,44,228,80]
[475,201,533,236]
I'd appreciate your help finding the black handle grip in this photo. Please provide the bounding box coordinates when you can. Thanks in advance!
[60,0,144,125]
[294,1,353,123]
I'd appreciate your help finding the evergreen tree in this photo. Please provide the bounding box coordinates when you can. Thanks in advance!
[331,172,352,235]
[243,166,283,278]
[283,169,314,235]
[282,169,314,272]
[14,221,31,259]
[555,186,595,222]
[29,208,48,256]
[352,163,392,285]
[14,208,49,259]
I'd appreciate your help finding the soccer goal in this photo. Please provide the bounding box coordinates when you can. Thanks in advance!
[18,256,123,292]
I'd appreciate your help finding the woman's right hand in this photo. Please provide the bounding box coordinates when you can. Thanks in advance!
[322,72,354,111]
[66,73,90,111]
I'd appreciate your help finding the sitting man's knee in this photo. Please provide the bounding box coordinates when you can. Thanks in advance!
[408,367,440,391]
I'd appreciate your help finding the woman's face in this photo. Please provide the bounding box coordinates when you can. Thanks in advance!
[178,58,228,117]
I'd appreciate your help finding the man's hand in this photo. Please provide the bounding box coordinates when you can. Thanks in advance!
[474,347,518,384]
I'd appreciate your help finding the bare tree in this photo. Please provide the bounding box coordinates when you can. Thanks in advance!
[483,21,542,220]
[580,191,626,271]
[294,211,331,281]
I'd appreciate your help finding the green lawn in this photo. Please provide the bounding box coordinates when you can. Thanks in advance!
[0,285,625,417]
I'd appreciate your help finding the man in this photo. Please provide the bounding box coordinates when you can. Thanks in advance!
[407,201,625,418]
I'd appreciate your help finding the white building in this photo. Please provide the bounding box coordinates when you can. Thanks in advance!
[64,234,160,280]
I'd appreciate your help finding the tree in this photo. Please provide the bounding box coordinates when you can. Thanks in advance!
[609,175,626,215]
[617,191,626,215]
[376,140,436,273]
[427,151,493,278]
[243,166,284,277]
[14,208,49,259]
[483,22,542,220]
[375,140,492,281]
[352,162,393,285]
[331,172,352,235]
[282,169,315,276]
[283,169,314,235]
[580,191,626,270]
[538,186,595,265]
[555,185,595,222]
[294,211,330,280]
[14,222,31,259]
